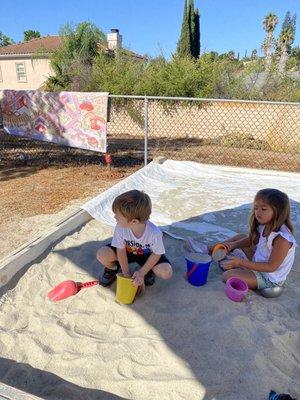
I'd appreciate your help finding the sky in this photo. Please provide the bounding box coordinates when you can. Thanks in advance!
[1,0,299,59]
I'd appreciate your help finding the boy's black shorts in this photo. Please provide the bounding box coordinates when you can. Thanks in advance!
[107,244,170,266]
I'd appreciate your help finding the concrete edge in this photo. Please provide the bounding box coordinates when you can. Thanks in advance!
[0,209,92,289]
[0,382,43,399]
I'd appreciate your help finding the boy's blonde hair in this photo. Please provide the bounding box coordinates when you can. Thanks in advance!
[112,190,152,222]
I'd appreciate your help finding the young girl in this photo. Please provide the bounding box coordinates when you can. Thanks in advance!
[219,188,297,291]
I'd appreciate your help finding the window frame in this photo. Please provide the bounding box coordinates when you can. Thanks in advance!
[15,62,27,83]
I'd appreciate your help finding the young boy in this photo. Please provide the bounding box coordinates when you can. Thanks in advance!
[96,190,172,287]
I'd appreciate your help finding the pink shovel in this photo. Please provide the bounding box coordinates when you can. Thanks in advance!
[47,279,99,301]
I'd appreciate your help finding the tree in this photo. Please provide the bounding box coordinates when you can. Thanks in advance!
[262,13,278,71]
[46,22,106,90]
[202,51,219,61]
[189,0,196,56]
[281,11,296,53]
[176,0,200,59]
[278,12,297,74]
[176,0,192,57]
[227,50,235,60]
[290,45,300,69]
[24,30,41,42]
[291,45,300,58]
[0,31,14,46]
[194,8,200,58]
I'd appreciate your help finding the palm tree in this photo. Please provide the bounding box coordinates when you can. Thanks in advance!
[262,13,278,71]
[46,22,105,90]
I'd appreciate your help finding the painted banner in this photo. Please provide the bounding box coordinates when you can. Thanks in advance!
[0,90,108,152]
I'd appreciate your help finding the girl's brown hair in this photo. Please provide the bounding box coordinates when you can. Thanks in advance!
[112,190,152,222]
[249,188,294,245]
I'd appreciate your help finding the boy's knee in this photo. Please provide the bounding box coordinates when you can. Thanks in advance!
[96,248,103,261]
[161,264,173,280]
[96,246,111,262]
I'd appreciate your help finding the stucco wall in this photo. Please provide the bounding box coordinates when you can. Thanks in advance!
[0,57,52,90]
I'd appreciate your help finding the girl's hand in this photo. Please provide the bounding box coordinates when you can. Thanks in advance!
[132,270,145,287]
[209,241,232,254]
[222,241,233,252]
[222,257,244,270]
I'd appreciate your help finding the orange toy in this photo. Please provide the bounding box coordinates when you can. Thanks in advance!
[212,243,229,261]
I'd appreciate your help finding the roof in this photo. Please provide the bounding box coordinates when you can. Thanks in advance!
[121,48,148,61]
[0,36,62,56]
[0,35,147,61]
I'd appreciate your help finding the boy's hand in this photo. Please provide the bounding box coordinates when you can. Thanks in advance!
[223,257,243,270]
[132,270,145,287]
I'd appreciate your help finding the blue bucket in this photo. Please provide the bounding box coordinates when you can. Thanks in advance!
[185,253,212,286]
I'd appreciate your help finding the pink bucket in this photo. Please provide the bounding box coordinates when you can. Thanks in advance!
[226,277,248,302]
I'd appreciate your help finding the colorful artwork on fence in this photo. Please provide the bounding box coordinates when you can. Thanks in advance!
[0,90,108,152]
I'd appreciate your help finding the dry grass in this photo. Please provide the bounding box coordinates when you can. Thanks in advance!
[0,164,137,259]
[0,165,133,217]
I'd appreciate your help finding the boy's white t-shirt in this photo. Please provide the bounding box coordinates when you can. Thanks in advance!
[111,221,165,256]
[253,224,297,283]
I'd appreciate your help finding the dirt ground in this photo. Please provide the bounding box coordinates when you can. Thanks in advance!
[0,164,136,260]
[1,129,299,261]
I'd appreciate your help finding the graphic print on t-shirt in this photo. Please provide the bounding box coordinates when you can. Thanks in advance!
[111,221,165,256]
[125,239,152,256]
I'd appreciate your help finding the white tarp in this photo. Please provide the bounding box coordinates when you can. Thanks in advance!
[82,160,300,243]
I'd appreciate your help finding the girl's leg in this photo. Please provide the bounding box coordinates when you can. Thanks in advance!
[152,262,173,280]
[222,268,258,289]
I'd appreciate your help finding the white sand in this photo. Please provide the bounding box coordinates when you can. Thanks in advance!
[0,161,299,399]
[0,197,91,260]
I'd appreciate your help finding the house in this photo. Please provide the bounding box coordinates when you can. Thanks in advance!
[0,29,146,90]
[0,36,61,90]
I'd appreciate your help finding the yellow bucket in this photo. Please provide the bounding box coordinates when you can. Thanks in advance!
[115,274,138,305]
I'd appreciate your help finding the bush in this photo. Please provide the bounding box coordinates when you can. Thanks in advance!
[221,132,270,150]
[47,32,300,102]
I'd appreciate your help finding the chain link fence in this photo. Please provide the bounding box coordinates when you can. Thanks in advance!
[1,95,300,171]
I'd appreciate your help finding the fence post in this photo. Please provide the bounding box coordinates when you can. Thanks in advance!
[144,96,148,166]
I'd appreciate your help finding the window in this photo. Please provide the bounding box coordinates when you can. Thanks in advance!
[0,64,2,82]
[16,63,27,82]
